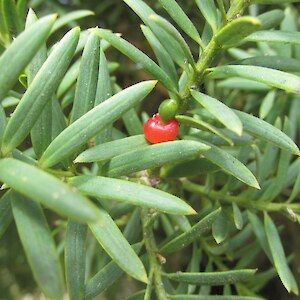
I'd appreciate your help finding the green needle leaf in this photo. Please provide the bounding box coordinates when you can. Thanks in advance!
[191,91,243,136]
[264,213,298,294]
[39,80,156,168]
[158,0,202,45]
[11,192,64,300]
[164,269,256,285]
[215,17,261,48]
[208,65,300,94]
[1,27,80,155]
[0,158,101,222]
[65,221,87,300]
[0,13,56,101]
[0,191,13,239]
[105,140,210,178]
[93,28,177,92]
[68,175,196,215]
[160,208,221,254]
[245,30,300,45]
[234,110,300,155]
[75,135,148,163]
[89,210,148,283]
[201,142,260,189]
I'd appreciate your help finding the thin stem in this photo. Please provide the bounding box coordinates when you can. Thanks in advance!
[181,179,300,213]
[141,208,169,300]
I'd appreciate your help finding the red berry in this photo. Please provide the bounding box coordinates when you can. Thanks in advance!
[144,114,179,144]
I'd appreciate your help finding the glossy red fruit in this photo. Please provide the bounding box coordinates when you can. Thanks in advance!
[144,113,179,144]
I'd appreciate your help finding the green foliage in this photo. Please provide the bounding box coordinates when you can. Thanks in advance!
[0,0,300,299]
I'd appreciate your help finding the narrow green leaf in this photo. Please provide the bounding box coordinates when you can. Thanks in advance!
[68,175,196,215]
[95,48,112,106]
[257,10,285,30]
[215,17,261,48]
[264,213,298,294]
[212,208,228,244]
[85,243,142,299]
[158,0,202,44]
[0,191,13,238]
[89,210,148,283]
[93,28,176,92]
[105,140,210,178]
[141,25,178,87]
[25,9,52,158]
[75,135,148,163]
[288,169,300,203]
[232,203,243,230]
[164,269,256,285]
[11,192,64,299]
[123,0,188,70]
[40,80,156,168]
[2,0,23,36]
[253,0,300,5]
[233,56,300,73]
[176,115,233,146]
[0,104,6,148]
[122,108,143,136]
[70,32,100,122]
[217,78,270,91]
[234,110,299,155]
[1,27,80,155]
[209,65,300,94]
[170,295,264,300]
[57,59,80,98]
[201,143,260,189]
[94,48,113,144]
[16,0,27,21]
[160,208,221,254]
[0,14,56,101]
[0,158,101,222]
[195,0,218,33]
[259,90,276,119]
[246,30,300,45]
[191,91,243,136]
[65,221,87,300]
[149,14,195,67]
[51,10,94,34]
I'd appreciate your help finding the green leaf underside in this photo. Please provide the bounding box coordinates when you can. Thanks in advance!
[68,175,196,215]
[39,80,156,168]
[1,27,80,155]
[246,30,300,45]
[0,191,13,238]
[209,65,300,94]
[215,17,261,48]
[0,158,100,222]
[160,208,221,254]
[0,14,56,101]
[93,28,176,92]
[158,0,202,44]
[234,110,299,155]
[164,269,256,285]
[191,90,243,136]
[89,210,147,283]
[201,142,260,189]
[75,135,148,163]
[195,0,218,33]
[65,221,87,300]
[264,213,298,294]
[11,192,64,299]
[105,140,210,178]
